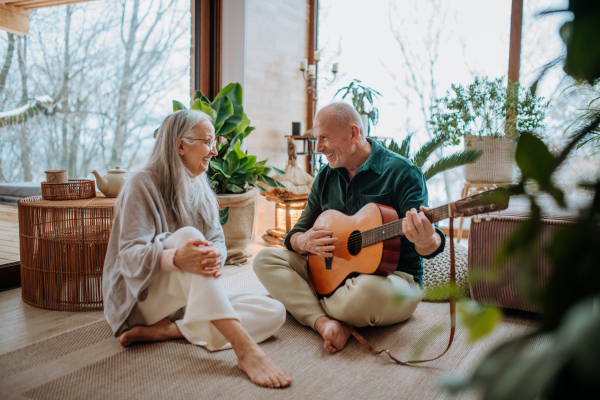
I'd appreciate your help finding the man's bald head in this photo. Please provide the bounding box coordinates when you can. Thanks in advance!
[315,102,365,138]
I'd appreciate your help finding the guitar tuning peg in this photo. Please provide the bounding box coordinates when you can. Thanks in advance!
[473,216,481,223]
[485,214,492,221]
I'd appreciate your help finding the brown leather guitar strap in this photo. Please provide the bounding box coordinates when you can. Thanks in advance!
[342,215,456,365]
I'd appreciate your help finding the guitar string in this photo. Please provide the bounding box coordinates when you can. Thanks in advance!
[314,195,495,251]
[320,207,450,250]
[336,207,449,248]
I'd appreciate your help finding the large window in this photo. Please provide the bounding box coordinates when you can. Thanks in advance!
[0,0,190,182]
[317,0,598,205]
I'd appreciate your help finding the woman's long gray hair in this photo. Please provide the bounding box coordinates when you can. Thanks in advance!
[145,109,219,230]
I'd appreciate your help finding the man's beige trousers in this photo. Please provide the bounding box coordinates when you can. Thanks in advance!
[253,247,422,330]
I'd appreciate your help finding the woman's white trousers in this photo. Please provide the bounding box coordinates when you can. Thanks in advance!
[137,227,286,351]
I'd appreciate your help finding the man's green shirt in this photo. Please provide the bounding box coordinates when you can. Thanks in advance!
[284,138,446,286]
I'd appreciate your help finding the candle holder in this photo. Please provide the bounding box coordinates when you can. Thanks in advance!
[300,51,338,103]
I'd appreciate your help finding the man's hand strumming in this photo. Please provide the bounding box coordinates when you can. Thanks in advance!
[291,226,338,257]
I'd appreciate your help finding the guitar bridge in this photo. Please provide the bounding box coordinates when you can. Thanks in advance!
[325,257,332,270]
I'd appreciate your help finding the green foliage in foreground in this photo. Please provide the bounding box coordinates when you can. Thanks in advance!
[440,2,600,398]
[382,134,482,181]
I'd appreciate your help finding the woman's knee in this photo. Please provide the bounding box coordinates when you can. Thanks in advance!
[266,297,287,325]
[167,226,205,248]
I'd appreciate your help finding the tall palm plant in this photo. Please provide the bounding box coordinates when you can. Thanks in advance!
[382,134,482,181]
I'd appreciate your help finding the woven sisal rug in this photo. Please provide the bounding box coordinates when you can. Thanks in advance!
[0,270,543,399]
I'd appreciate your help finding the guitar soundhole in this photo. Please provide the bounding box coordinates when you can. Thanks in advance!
[347,230,363,256]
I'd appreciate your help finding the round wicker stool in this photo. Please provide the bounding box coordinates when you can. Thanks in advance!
[18,195,116,311]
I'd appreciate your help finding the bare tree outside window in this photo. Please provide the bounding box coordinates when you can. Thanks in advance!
[387,0,455,202]
[0,0,190,182]
[317,0,598,204]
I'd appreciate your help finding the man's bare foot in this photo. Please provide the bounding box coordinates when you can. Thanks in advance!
[237,345,292,388]
[118,318,183,347]
[314,316,352,354]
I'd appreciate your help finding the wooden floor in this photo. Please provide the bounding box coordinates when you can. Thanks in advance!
[0,204,19,264]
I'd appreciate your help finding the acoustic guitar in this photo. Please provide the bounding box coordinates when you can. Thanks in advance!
[307,188,510,296]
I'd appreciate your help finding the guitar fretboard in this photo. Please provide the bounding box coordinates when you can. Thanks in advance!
[361,205,450,247]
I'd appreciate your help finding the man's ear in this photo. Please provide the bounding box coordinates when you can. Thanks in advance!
[177,138,186,156]
[349,124,360,144]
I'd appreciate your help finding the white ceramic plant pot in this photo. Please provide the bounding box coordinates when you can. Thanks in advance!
[464,134,517,183]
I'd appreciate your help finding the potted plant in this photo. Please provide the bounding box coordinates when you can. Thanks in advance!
[429,77,547,183]
[381,134,483,181]
[334,79,381,136]
[167,83,286,265]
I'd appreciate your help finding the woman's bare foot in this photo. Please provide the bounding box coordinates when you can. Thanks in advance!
[118,318,183,347]
[237,345,292,388]
[314,316,352,353]
[211,318,291,388]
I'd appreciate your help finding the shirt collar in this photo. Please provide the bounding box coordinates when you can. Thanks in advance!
[331,137,384,178]
[361,138,384,174]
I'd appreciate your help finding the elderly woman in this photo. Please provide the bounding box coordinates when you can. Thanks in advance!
[103,110,291,388]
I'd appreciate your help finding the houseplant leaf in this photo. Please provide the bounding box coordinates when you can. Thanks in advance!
[211,96,234,131]
[194,90,210,104]
[210,159,231,179]
[213,82,243,106]
[219,207,229,226]
[399,134,412,159]
[412,135,447,168]
[251,183,267,192]
[226,183,244,193]
[422,150,482,181]
[173,100,187,111]
[271,166,286,175]
[241,126,255,139]
[260,174,286,188]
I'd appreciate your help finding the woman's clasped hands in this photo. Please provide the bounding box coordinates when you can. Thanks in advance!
[173,238,223,278]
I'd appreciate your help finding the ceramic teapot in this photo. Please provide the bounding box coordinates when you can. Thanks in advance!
[90,166,131,197]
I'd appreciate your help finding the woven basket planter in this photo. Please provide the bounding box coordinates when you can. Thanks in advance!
[464,134,517,183]
[18,195,115,311]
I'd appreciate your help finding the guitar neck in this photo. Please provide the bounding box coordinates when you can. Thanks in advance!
[361,204,451,247]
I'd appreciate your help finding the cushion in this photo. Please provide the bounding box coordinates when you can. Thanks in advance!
[422,242,469,301]
[0,182,42,205]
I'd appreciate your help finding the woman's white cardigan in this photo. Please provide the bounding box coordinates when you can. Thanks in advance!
[102,171,226,336]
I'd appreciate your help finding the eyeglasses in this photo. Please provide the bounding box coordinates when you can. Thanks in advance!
[188,138,216,148]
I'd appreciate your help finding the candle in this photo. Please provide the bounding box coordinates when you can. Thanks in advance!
[308,65,316,76]
[300,59,308,71]
[314,51,321,61]
[332,62,338,73]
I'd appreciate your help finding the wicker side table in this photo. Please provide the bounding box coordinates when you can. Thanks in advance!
[18,195,116,311]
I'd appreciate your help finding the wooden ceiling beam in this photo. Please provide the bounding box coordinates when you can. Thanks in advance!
[4,0,94,11]
[0,3,30,36]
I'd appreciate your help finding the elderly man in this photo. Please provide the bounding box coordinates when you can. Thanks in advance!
[253,102,445,353]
